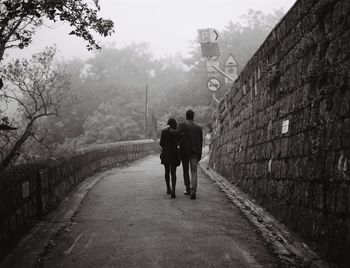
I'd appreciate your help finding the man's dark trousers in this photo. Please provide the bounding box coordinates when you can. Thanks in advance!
[182,157,191,192]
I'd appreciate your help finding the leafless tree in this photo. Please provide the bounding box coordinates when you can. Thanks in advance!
[0,46,71,170]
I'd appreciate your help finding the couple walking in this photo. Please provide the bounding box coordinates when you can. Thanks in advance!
[159,109,203,200]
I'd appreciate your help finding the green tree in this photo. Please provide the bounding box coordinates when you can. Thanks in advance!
[45,43,159,146]
[182,9,285,106]
[159,105,215,131]
[219,9,285,72]
[0,0,114,62]
[74,98,145,145]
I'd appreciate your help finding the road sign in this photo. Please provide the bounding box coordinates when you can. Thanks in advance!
[198,28,219,43]
[206,58,220,72]
[225,66,238,84]
[224,54,238,84]
[224,54,237,66]
[207,78,220,92]
[200,42,220,58]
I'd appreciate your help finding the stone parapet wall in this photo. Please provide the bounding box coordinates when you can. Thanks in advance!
[0,140,160,259]
[209,0,349,264]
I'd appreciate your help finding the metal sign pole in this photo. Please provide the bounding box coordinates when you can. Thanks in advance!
[145,84,148,139]
[210,65,235,82]
[212,93,220,104]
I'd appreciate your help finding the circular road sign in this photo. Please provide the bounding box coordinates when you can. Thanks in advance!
[207,78,220,92]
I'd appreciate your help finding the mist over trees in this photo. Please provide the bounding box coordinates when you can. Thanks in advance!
[0,8,284,168]
[0,47,72,170]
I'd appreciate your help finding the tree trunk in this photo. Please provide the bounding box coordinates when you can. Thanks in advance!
[0,123,33,171]
[0,45,5,63]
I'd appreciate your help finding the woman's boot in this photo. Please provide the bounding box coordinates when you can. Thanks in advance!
[165,178,171,194]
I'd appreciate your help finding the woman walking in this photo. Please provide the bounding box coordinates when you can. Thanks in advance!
[160,118,180,198]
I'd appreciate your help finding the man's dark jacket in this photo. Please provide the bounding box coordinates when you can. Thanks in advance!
[178,120,203,160]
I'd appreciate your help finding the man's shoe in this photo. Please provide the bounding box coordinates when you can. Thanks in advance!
[184,190,190,195]
[167,189,171,195]
[171,191,176,198]
[190,189,196,200]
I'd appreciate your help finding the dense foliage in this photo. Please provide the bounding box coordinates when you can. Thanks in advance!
[0,8,284,168]
[0,0,114,62]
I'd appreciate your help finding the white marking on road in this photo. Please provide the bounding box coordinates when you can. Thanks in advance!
[235,246,263,268]
[84,232,96,251]
[64,233,83,255]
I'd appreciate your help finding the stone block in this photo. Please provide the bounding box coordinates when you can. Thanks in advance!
[330,121,342,150]
[335,182,348,215]
[302,107,312,131]
[280,138,289,158]
[324,151,336,180]
[341,118,350,148]
[314,183,324,210]
[339,91,350,118]
[302,132,312,156]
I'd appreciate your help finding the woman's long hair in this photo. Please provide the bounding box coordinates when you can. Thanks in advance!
[167,118,177,129]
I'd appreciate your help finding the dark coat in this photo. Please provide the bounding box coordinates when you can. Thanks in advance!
[160,128,180,165]
[178,120,203,160]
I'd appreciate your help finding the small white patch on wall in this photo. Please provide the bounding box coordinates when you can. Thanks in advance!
[282,120,290,134]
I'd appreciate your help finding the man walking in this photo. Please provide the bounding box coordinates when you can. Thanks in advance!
[178,109,203,200]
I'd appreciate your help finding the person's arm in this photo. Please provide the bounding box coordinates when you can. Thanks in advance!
[199,127,203,160]
[166,126,178,136]
[160,130,166,148]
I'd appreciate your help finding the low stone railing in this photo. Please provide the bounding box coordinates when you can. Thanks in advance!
[0,139,160,259]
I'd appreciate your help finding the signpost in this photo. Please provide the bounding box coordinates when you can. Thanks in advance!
[198,28,220,58]
[207,57,220,73]
[200,43,220,58]
[224,54,238,84]
[207,78,220,92]
[197,28,239,105]
[198,28,219,43]
[145,84,148,139]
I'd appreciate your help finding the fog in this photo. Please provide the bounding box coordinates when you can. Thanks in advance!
[1,0,297,167]
[8,0,296,60]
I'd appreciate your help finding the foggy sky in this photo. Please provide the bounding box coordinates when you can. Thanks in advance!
[8,0,296,61]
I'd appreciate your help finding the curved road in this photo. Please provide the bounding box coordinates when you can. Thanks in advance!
[8,155,281,267]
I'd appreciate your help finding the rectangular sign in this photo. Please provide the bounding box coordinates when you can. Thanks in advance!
[198,28,219,43]
[206,59,220,73]
[224,66,238,84]
[200,42,220,58]
[282,120,290,134]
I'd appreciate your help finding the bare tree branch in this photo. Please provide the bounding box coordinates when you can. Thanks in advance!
[0,47,71,170]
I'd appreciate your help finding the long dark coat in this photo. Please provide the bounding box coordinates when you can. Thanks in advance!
[159,128,180,165]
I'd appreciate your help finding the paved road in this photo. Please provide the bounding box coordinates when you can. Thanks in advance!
[9,155,281,268]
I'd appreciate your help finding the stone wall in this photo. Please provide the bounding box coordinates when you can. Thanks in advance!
[0,140,159,259]
[209,0,350,265]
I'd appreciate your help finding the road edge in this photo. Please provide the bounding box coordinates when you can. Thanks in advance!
[199,156,329,268]
[0,167,118,268]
